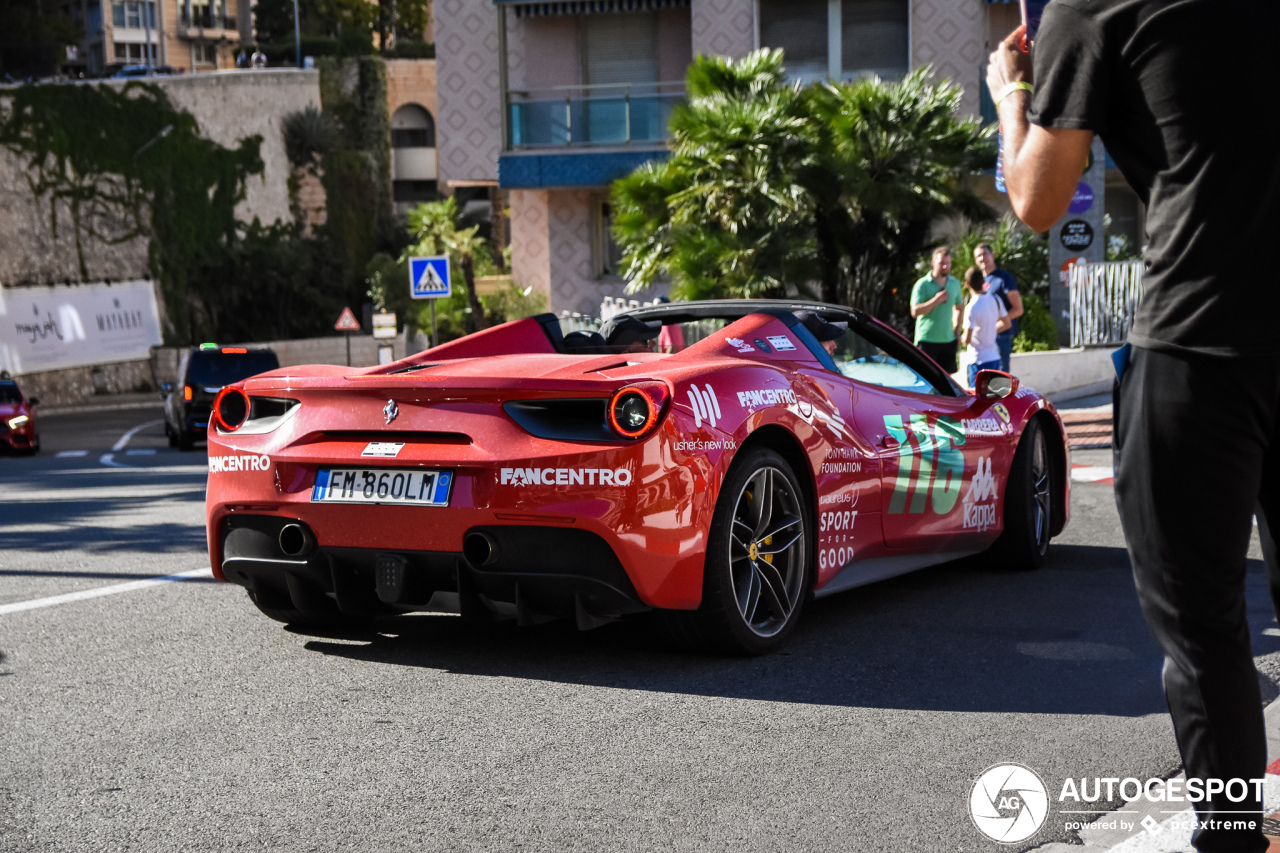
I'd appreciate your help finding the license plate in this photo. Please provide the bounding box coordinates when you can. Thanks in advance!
[311,468,453,506]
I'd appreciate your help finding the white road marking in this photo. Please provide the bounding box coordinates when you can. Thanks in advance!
[99,453,127,468]
[112,419,164,452]
[55,450,87,458]
[0,567,213,616]
[1071,465,1114,483]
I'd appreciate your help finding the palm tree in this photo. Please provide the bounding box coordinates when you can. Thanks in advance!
[611,51,993,320]
[404,197,489,331]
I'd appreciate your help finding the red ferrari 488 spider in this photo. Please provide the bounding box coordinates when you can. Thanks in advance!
[206,300,1069,653]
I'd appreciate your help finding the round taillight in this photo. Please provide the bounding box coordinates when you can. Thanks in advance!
[213,387,250,432]
[608,382,669,440]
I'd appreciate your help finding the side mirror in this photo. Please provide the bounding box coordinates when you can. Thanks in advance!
[975,369,1018,400]
[27,397,39,406]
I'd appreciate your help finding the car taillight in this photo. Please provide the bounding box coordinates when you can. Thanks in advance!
[183,385,193,401]
[608,381,670,440]
[212,386,250,432]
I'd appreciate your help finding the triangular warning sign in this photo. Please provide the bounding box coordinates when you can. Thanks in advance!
[334,306,360,331]
[418,262,445,291]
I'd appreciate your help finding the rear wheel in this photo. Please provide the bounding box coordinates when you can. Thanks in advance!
[990,418,1053,569]
[664,447,811,654]
[177,429,193,452]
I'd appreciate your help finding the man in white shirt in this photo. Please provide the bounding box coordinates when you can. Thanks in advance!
[960,267,1010,386]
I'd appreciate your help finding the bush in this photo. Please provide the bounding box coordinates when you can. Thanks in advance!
[390,40,434,59]
[1013,291,1058,353]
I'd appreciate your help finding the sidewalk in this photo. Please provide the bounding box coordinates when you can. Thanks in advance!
[1032,698,1280,852]
[38,392,164,417]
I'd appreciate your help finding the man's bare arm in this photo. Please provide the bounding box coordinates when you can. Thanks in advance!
[988,26,1095,232]
[1006,289,1024,321]
[910,290,948,319]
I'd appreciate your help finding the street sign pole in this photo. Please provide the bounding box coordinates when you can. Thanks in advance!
[408,255,452,350]
[333,306,362,365]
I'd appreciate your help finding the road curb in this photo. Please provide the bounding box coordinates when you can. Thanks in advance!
[39,397,165,417]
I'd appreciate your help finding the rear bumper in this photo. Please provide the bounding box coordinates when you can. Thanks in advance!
[219,514,650,625]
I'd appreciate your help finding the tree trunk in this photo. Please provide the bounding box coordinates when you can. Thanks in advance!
[461,254,487,332]
[815,206,841,306]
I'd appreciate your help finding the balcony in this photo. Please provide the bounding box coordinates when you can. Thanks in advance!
[507,82,684,149]
[178,9,237,35]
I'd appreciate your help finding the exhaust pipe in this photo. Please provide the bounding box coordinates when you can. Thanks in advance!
[278,523,316,558]
[463,531,500,567]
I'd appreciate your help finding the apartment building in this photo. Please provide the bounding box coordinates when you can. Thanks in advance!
[435,0,1132,317]
[63,0,251,76]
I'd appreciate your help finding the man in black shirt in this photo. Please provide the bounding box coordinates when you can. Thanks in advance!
[989,3,1280,851]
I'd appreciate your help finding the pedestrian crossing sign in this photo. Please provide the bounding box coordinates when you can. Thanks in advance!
[409,256,451,300]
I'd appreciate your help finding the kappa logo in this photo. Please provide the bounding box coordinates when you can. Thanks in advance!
[500,467,632,487]
[687,383,722,428]
[725,337,754,354]
[963,456,999,531]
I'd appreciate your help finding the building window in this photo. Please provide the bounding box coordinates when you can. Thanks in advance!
[393,181,439,203]
[112,1,156,29]
[592,199,624,279]
[194,42,219,65]
[841,0,908,79]
[391,104,436,148]
[760,0,908,82]
[114,42,157,61]
[759,0,828,81]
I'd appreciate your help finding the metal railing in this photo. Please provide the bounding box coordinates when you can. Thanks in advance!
[1068,259,1145,347]
[508,82,684,148]
[179,9,235,30]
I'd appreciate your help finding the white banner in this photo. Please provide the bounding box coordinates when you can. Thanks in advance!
[0,280,163,375]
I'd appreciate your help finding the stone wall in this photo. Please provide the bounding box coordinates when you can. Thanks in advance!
[0,69,321,288]
[16,359,158,408]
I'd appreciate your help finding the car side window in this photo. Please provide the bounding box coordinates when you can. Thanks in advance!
[829,325,948,396]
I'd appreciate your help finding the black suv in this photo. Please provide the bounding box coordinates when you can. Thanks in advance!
[163,345,279,451]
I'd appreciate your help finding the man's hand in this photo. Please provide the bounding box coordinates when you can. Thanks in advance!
[989,25,1095,232]
[910,290,949,319]
[986,24,1033,102]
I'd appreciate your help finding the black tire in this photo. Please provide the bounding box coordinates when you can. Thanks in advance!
[663,447,811,655]
[177,429,193,452]
[990,418,1054,570]
[166,423,178,448]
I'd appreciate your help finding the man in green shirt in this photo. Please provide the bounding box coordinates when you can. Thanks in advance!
[910,246,964,374]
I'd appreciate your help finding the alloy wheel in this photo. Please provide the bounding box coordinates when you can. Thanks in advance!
[727,466,806,638]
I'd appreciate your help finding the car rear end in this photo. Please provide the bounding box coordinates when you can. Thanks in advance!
[176,346,279,447]
[205,359,714,628]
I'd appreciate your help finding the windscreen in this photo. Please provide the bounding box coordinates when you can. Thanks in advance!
[0,383,22,404]
[187,351,279,387]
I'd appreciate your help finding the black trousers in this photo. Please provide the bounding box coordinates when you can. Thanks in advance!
[917,338,958,375]
[1115,345,1280,853]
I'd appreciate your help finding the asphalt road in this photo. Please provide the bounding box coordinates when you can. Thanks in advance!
[1,409,1275,852]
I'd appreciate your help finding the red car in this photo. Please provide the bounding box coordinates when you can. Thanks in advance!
[0,373,39,454]
[206,301,1070,653]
